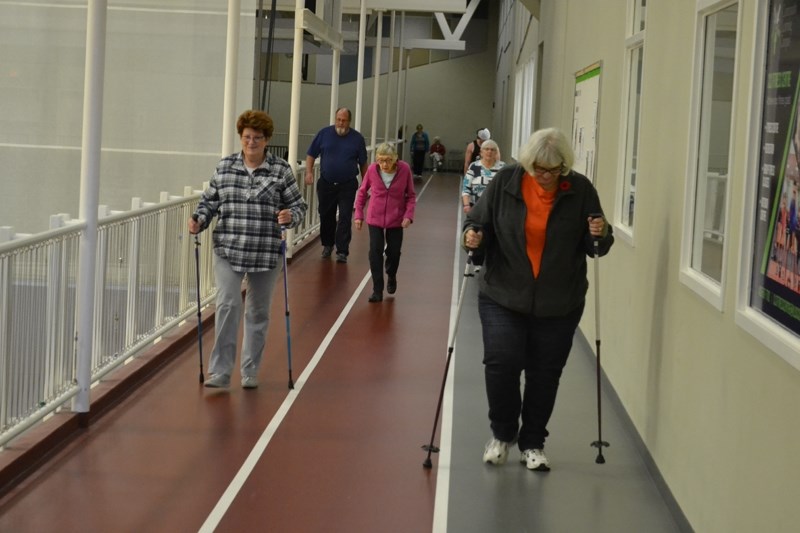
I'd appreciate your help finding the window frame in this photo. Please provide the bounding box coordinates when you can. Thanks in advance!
[680,0,741,310]
[510,7,538,162]
[512,57,536,161]
[614,1,647,246]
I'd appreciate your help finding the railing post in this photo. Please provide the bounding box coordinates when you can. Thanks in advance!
[45,216,65,403]
[125,213,140,347]
[0,227,13,243]
[0,254,9,429]
[179,186,194,311]
[154,193,169,326]
[92,222,108,371]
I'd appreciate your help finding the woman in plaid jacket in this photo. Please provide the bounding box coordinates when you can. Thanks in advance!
[188,110,307,389]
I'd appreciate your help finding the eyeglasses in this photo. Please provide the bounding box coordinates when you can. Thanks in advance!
[241,135,265,143]
[376,157,396,165]
[533,164,563,176]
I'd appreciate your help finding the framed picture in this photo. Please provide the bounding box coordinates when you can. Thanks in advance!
[750,0,800,334]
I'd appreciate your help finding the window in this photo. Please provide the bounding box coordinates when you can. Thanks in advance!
[632,0,647,33]
[510,3,537,161]
[617,0,647,237]
[512,58,536,161]
[681,1,739,308]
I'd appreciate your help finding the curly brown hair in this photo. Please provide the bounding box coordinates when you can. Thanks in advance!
[236,110,274,138]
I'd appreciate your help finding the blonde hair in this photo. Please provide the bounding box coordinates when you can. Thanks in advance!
[518,128,574,176]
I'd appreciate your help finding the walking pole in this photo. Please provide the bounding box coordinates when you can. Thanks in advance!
[589,219,609,463]
[191,215,205,384]
[280,228,295,390]
[422,251,475,469]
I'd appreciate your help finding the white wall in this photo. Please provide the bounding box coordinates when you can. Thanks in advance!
[509,1,800,531]
[0,1,256,233]
[2,3,496,233]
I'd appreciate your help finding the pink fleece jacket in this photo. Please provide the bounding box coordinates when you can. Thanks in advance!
[354,160,416,228]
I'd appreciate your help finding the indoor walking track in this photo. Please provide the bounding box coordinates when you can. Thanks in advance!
[0,172,685,532]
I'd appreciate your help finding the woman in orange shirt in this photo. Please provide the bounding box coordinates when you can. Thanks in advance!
[463,128,613,471]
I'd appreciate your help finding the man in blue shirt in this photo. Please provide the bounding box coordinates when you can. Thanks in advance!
[305,107,368,263]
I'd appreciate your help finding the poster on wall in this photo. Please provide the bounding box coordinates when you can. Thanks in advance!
[572,62,602,184]
[751,0,800,334]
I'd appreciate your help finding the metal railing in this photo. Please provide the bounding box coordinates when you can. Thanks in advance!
[0,164,318,446]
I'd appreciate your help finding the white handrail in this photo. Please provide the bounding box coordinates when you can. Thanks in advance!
[0,172,319,446]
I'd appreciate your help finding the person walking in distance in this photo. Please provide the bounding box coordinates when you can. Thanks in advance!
[462,139,504,213]
[188,110,307,389]
[463,127,613,471]
[305,107,368,263]
[409,123,430,179]
[354,143,416,302]
[463,128,491,175]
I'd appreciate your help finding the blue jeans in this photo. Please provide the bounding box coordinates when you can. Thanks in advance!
[478,293,584,450]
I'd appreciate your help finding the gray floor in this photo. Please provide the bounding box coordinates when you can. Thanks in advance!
[445,265,687,532]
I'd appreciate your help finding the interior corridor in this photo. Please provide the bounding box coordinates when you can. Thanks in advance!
[0,172,686,532]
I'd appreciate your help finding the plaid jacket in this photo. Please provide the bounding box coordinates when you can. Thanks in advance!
[194,151,307,272]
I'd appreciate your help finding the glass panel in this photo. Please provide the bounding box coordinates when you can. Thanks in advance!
[622,45,643,227]
[633,0,647,33]
[691,4,738,282]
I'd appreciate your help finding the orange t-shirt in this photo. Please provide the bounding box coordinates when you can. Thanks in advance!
[521,172,557,278]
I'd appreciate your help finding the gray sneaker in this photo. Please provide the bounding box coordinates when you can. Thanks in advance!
[241,375,259,389]
[204,374,230,388]
[322,245,333,258]
[336,253,348,263]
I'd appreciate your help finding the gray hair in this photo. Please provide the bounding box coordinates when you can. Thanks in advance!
[375,142,398,159]
[480,139,499,152]
[518,128,574,176]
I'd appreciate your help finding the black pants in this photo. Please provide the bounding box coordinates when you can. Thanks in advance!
[317,178,358,255]
[412,150,426,175]
[368,225,403,293]
[478,293,584,450]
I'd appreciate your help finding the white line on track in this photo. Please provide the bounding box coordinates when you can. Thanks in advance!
[431,200,464,532]
[199,173,436,532]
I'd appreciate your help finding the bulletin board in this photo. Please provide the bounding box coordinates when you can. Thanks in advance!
[572,62,602,184]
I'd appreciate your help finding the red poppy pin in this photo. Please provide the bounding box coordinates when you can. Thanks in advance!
[559,180,571,191]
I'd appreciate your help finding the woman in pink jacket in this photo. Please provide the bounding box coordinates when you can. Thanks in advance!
[355,143,417,302]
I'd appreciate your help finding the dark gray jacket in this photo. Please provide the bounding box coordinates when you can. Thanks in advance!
[464,163,613,316]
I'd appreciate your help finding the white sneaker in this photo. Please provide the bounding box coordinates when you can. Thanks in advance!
[482,438,510,465]
[204,374,230,388]
[241,375,259,389]
[520,448,551,471]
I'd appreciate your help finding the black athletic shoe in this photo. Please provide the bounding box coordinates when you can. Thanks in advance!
[322,246,333,258]
[387,276,397,294]
[368,292,383,302]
